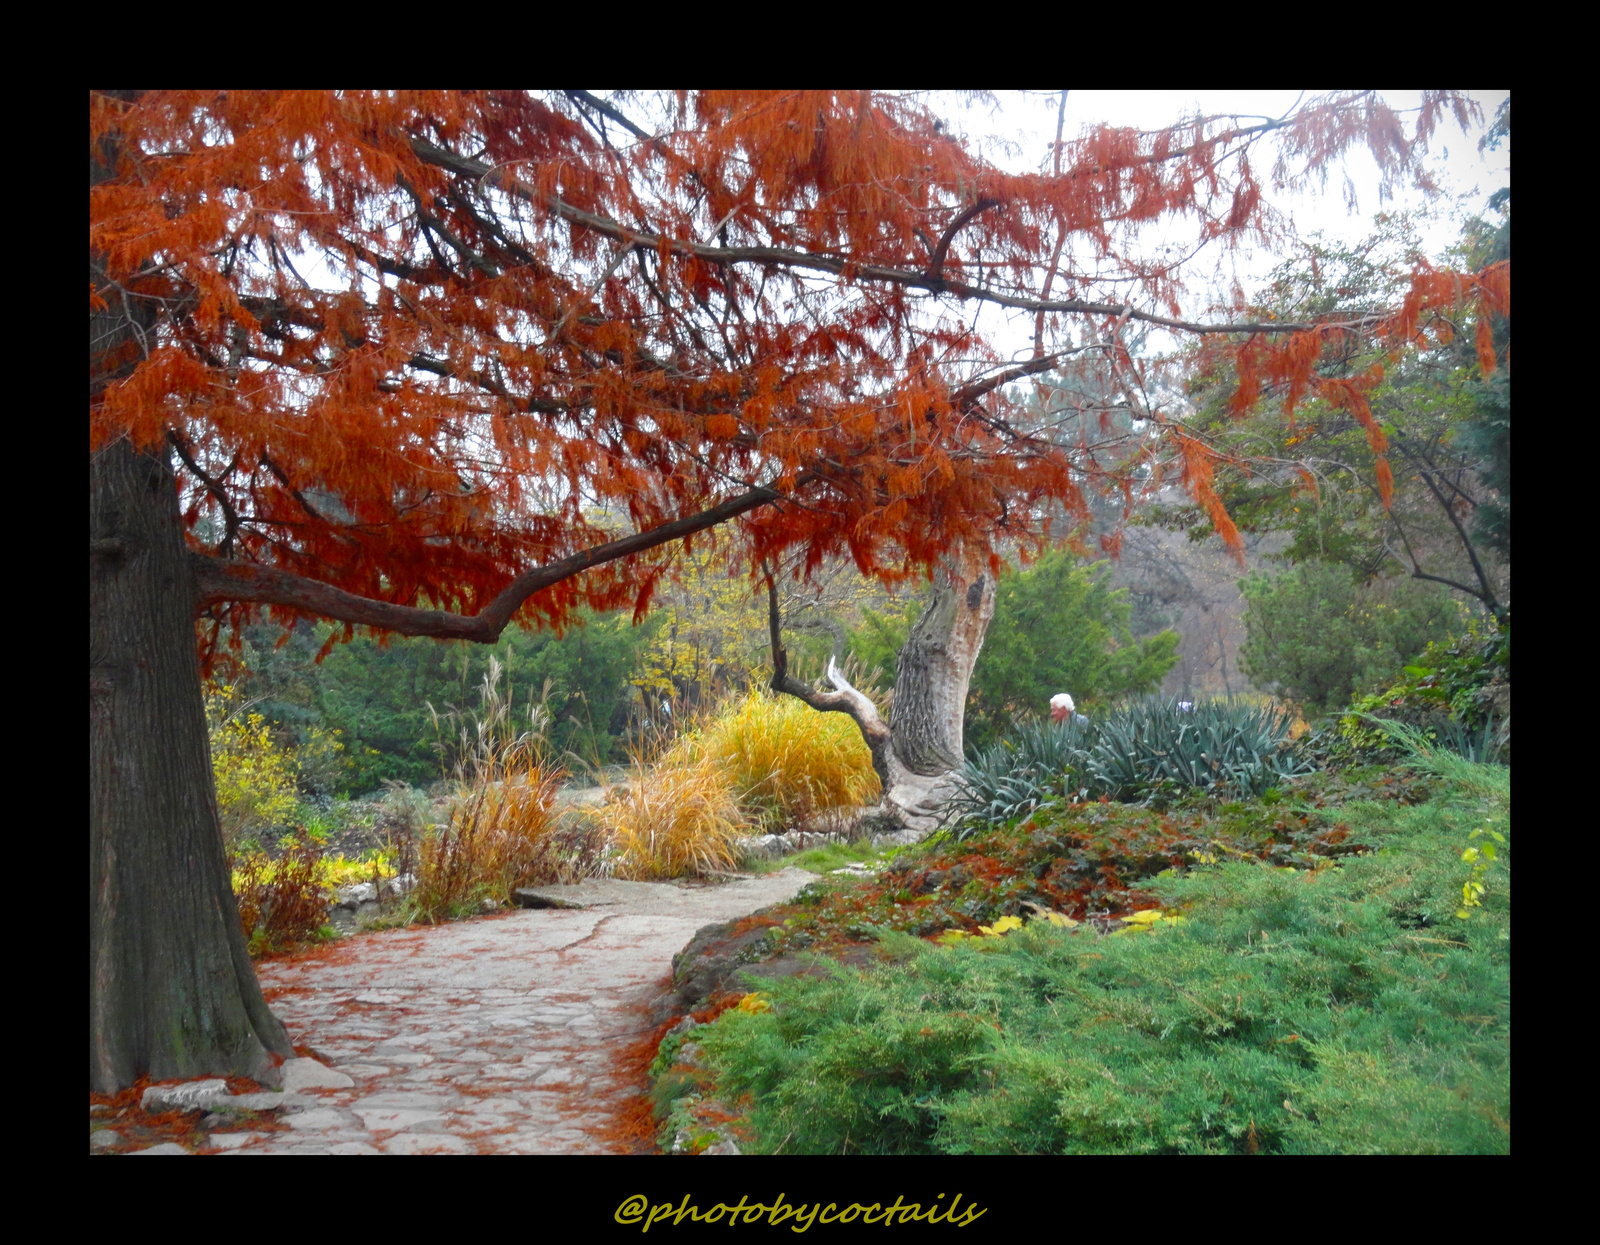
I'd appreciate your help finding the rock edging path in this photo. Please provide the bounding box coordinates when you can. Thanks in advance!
[148,868,817,1155]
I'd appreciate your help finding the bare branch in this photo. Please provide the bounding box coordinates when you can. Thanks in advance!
[167,431,241,559]
[563,91,653,142]
[1402,455,1503,617]
[764,560,894,788]
[927,197,1001,284]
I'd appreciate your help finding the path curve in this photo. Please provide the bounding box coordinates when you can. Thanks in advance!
[222,868,816,1155]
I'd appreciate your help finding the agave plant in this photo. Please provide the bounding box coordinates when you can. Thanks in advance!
[1434,713,1509,765]
[943,716,1095,832]
[948,698,1310,834]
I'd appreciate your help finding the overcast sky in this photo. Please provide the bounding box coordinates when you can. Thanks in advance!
[953,90,1508,243]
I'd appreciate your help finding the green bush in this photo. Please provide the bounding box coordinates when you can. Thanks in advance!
[1343,626,1508,726]
[848,602,922,692]
[1238,562,1459,718]
[313,608,659,790]
[694,769,1509,1154]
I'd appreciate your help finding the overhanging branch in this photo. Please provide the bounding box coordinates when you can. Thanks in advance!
[406,138,1382,337]
[764,561,894,787]
[192,478,813,639]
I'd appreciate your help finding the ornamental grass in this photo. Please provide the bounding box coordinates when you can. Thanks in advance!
[410,658,594,919]
[697,690,880,831]
[601,750,750,880]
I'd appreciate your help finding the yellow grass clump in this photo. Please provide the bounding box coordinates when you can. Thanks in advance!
[413,753,572,919]
[698,690,880,829]
[409,658,599,919]
[601,750,750,880]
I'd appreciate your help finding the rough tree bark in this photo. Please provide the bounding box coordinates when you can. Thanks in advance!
[92,107,291,1090]
[769,564,995,834]
[90,443,294,1092]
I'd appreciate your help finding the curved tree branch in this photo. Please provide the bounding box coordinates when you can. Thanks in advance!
[926,197,1001,284]
[192,477,814,639]
[764,561,895,788]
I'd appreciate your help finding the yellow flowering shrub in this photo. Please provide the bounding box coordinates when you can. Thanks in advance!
[206,684,301,847]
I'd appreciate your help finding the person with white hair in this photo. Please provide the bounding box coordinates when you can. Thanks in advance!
[1051,693,1088,726]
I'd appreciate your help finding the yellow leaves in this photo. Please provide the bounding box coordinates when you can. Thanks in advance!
[938,907,1076,948]
[937,916,1021,947]
[205,683,302,845]
[232,848,396,898]
[1109,908,1186,937]
[735,991,772,1015]
[1020,900,1077,928]
[1457,825,1505,920]
[978,915,1024,937]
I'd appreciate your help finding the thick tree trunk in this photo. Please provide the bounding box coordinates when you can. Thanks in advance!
[90,442,293,1092]
[92,106,289,1091]
[770,564,994,835]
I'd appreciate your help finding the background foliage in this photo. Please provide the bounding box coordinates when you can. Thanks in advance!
[220,610,658,793]
[1237,562,1459,717]
[965,553,1180,749]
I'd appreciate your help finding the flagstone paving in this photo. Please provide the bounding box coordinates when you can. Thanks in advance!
[192,868,817,1155]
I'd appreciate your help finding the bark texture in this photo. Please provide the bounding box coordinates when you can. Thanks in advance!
[90,442,292,1092]
[891,570,995,775]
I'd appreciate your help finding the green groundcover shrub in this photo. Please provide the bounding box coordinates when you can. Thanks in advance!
[695,767,1509,1154]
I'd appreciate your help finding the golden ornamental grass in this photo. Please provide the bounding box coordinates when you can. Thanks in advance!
[601,751,749,880]
[413,753,571,919]
[699,691,880,828]
[411,657,597,919]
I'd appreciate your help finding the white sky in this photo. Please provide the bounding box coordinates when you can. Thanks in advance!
[955,90,1508,246]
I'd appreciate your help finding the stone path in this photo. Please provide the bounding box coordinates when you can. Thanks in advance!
[199,868,817,1155]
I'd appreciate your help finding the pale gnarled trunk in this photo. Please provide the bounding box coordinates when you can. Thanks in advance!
[771,565,995,834]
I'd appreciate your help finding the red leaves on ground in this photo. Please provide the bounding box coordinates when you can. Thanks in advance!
[89,1074,291,1154]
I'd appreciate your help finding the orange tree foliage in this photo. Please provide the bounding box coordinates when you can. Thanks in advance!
[90,91,1506,637]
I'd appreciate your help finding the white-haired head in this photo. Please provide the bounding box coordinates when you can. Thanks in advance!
[1050,693,1075,722]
